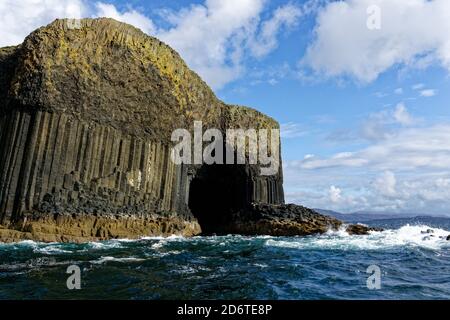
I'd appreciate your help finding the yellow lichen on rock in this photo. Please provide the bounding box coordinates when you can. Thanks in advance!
[0,215,201,243]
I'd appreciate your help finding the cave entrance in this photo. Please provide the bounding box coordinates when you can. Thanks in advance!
[188,164,250,235]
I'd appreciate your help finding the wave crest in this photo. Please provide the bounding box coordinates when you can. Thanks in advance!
[265,224,450,251]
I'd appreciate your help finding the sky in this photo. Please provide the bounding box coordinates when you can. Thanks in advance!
[1,0,450,215]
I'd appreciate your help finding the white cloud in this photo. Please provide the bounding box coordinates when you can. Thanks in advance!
[360,103,416,141]
[285,144,450,214]
[374,92,388,98]
[280,122,308,138]
[361,115,390,141]
[412,83,425,90]
[288,108,450,211]
[247,61,294,86]
[374,171,396,197]
[249,3,302,58]
[302,0,450,83]
[0,0,87,47]
[94,2,156,34]
[394,88,403,95]
[154,0,268,89]
[0,0,158,47]
[154,0,304,89]
[284,117,450,213]
[393,103,415,126]
[436,178,450,188]
[329,185,342,203]
[300,124,450,171]
[420,89,437,97]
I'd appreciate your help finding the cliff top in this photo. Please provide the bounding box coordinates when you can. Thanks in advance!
[0,18,278,141]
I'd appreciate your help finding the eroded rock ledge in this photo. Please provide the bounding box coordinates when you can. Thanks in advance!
[0,214,200,243]
[201,203,381,236]
[0,18,377,242]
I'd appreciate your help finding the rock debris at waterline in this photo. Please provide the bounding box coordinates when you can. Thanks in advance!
[0,18,377,242]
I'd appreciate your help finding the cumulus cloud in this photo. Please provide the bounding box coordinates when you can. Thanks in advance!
[302,0,450,83]
[285,119,450,214]
[155,0,304,89]
[94,2,156,34]
[300,124,450,171]
[0,0,157,47]
[360,103,417,141]
[374,171,396,197]
[0,0,86,47]
[154,0,266,89]
[392,103,415,126]
[249,3,302,58]
[285,164,450,214]
[394,88,403,95]
[420,89,437,97]
[329,185,342,203]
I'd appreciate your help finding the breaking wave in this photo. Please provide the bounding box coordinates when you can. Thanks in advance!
[90,256,146,264]
[265,224,450,251]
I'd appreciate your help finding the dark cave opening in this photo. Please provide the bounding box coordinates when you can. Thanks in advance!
[188,164,251,235]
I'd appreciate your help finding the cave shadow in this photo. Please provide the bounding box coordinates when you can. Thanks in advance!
[188,164,251,235]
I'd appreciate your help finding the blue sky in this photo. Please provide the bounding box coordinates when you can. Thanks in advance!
[2,0,450,214]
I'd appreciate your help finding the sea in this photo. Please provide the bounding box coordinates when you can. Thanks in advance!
[1,216,450,300]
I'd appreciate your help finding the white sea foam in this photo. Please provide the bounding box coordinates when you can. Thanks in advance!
[171,265,197,274]
[33,246,72,255]
[149,249,184,258]
[2,224,449,252]
[11,240,41,248]
[90,256,145,264]
[265,224,450,251]
[86,240,124,250]
[141,235,186,241]
[0,240,51,251]
[17,240,40,245]
[253,263,269,268]
[150,242,164,249]
[115,238,140,243]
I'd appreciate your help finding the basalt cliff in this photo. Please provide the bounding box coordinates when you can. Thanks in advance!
[0,18,374,243]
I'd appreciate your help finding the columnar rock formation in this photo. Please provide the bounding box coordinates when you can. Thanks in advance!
[0,18,287,242]
[0,18,373,242]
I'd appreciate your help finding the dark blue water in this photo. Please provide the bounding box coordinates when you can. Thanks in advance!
[1,217,450,300]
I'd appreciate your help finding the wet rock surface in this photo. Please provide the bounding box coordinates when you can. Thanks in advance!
[200,203,381,237]
[345,224,383,235]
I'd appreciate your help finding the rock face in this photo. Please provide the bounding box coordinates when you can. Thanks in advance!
[216,203,343,236]
[0,18,369,242]
[345,224,383,236]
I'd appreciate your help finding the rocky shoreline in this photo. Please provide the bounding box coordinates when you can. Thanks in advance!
[0,207,380,243]
[0,202,383,243]
[198,203,382,237]
[0,213,201,243]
